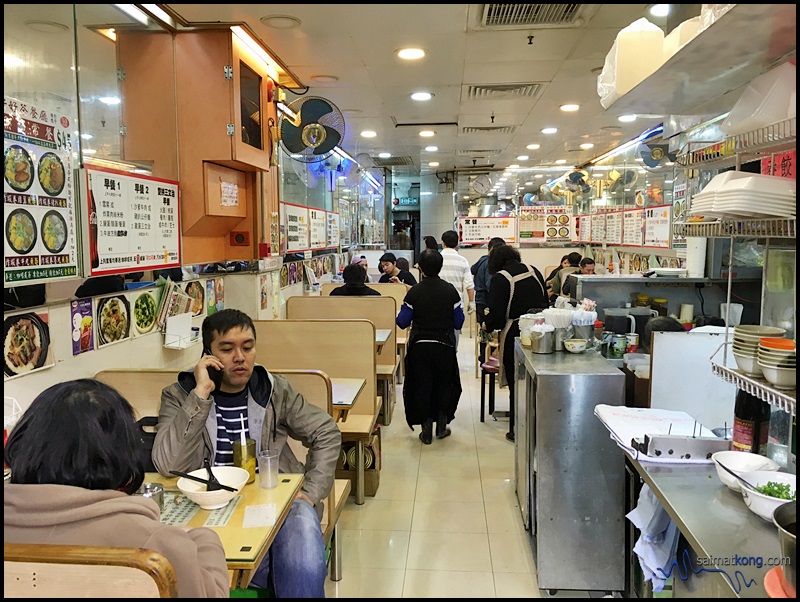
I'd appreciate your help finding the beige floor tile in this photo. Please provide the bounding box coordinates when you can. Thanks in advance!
[493,571,541,598]
[418,433,478,457]
[325,568,406,598]
[340,499,414,531]
[371,473,419,501]
[418,452,480,479]
[402,569,496,598]
[339,529,410,569]
[484,501,527,534]
[488,531,537,573]
[406,531,492,572]
[415,475,485,503]
[481,476,518,505]
[478,452,515,479]
[411,500,488,533]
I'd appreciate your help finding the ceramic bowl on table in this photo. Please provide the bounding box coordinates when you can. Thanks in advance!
[738,471,796,522]
[176,466,249,510]
[711,450,779,492]
[563,338,588,353]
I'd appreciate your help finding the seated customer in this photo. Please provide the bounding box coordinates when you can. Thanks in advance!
[330,264,381,296]
[153,309,341,598]
[561,257,595,298]
[4,379,229,598]
[378,252,417,286]
[396,257,411,272]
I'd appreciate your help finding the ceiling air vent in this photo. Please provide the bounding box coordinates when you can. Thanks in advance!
[482,4,582,27]
[461,126,517,135]
[370,156,415,167]
[457,149,503,156]
[465,83,543,100]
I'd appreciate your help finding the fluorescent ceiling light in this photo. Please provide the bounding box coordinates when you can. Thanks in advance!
[140,4,175,28]
[580,143,594,149]
[113,4,149,25]
[516,155,529,161]
[535,174,543,178]
[424,146,438,152]
[419,130,435,137]
[555,159,567,165]
[560,104,580,112]
[526,143,540,150]
[618,114,637,123]
[397,48,425,60]
[230,26,280,80]
[428,161,439,167]
[648,4,671,18]
[590,124,664,164]
[541,127,558,134]
[378,152,391,159]
[410,92,433,101]
[360,130,377,138]
[81,133,93,140]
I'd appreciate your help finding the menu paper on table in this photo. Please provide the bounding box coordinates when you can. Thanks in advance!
[85,165,180,276]
[458,216,517,245]
[4,95,79,286]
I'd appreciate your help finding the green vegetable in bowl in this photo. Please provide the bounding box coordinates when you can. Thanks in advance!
[755,481,796,500]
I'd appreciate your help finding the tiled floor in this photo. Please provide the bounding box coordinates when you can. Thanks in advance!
[324,330,594,598]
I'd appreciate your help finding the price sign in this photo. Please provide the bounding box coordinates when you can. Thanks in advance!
[458,216,517,245]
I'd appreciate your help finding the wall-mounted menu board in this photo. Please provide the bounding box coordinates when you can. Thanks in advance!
[282,202,309,252]
[622,208,644,246]
[590,213,606,244]
[672,181,688,250]
[308,208,327,250]
[643,204,672,249]
[86,166,181,276]
[458,216,517,245]
[604,211,623,245]
[326,211,339,249]
[577,215,592,243]
[518,206,572,244]
[4,95,79,285]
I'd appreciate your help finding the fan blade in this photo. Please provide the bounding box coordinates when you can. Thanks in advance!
[300,98,333,125]
[280,120,306,154]
[312,126,341,155]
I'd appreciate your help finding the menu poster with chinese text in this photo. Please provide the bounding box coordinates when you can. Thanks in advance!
[577,215,592,243]
[309,208,327,249]
[622,209,644,246]
[326,211,340,249]
[604,211,623,246]
[3,307,55,380]
[458,217,517,245]
[282,202,309,252]
[518,206,572,244]
[590,213,606,244]
[4,95,78,286]
[94,293,131,349]
[672,181,688,249]
[70,298,94,355]
[86,165,180,276]
[643,204,672,249]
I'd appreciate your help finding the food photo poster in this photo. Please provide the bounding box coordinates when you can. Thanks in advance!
[206,279,217,316]
[131,288,161,338]
[70,298,94,355]
[94,293,131,349]
[183,280,206,318]
[4,307,55,380]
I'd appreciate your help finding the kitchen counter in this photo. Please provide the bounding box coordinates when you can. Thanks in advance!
[629,458,783,598]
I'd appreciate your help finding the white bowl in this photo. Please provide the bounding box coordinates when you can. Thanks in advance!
[177,466,249,510]
[564,338,588,353]
[732,352,763,376]
[738,471,796,521]
[711,451,780,492]
[758,363,796,389]
[734,325,787,338]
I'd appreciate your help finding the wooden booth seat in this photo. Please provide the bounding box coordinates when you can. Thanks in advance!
[4,543,178,598]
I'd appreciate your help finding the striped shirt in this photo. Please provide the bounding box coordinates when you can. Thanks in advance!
[439,248,474,295]
[213,388,250,467]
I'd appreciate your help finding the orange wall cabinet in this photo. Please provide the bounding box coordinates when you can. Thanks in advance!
[117,28,280,264]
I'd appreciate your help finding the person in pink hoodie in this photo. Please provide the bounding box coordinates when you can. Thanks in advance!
[3,379,230,598]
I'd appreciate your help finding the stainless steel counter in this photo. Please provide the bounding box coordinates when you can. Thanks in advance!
[514,339,626,593]
[630,458,783,598]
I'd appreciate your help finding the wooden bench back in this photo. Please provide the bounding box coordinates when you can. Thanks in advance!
[285,296,397,370]
[4,543,178,598]
[94,369,178,421]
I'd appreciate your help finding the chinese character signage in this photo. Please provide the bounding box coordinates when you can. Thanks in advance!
[458,216,517,245]
[643,204,672,249]
[4,95,78,285]
[591,213,606,243]
[326,211,339,249]
[761,151,795,180]
[282,202,309,252]
[577,215,592,243]
[622,209,645,246]
[309,208,327,249]
[604,211,623,246]
[518,206,572,244]
[86,165,180,276]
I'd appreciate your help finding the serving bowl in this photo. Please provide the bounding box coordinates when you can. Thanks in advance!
[758,363,796,390]
[759,337,796,351]
[732,351,763,376]
[564,338,588,353]
[177,466,249,510]
[711,450,779,492]
[738,471,796,522]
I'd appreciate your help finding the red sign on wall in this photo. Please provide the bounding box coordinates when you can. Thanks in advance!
[761,151,796,179]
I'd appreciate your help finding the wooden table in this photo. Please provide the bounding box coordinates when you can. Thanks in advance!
[330,377,366,422]
[375,328,392,352]
[145,472,304,590]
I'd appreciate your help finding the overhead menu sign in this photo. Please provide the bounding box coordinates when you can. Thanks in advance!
[518,206,572,244]
[4,95,79,285]
[309,208,327,249]
[622,208,644,246]
[86,165,181,276]
[577,214,592,243]
[282,202,309,252]
[643,204,672,249]
[591,213,606,243]
[458,216,517,245]
[604,211,623,245]
[326,211,339,249]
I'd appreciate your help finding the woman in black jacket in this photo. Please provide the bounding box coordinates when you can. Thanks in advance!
[484,245,548,442]
[329,264,380,296]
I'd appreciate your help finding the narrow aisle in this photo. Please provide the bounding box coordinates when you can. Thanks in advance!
[325,328,542,598]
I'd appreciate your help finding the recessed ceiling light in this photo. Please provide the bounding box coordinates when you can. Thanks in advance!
[499,178,507,182]
[508,165,520,169]
[618,114,637,123]
[502,172,511,177]
[260,14,302,29]
[428,161,439,167]
[410,91,433,101]
[310,74,340,83]
[541,127,558,134]
[421,191,433,196]
[560,104,580,112]
[26,20,69,33]
[397,47,426,60]
[516,155,529,161]
[525,181,533,186]
[361,130,377,138]
[81,133,93,140]
[555,159,567,165]
[378,152,391,159]
[419,130,435,137]
[526,143,540,150]
[424,146,438,152]
[648,4,671,18]
[535,174,543,179]
[580,143,594,149]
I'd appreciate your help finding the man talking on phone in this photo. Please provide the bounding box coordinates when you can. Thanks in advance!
[153,309,341,597]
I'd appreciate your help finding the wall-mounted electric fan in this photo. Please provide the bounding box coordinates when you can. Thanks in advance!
[278,96,345,163]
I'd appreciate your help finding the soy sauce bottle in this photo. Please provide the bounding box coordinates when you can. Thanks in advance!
[732,389,770,454]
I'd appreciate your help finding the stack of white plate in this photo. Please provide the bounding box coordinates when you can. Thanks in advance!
[690,171,796,219]
[757,339,796,390]
[731,324,787,376]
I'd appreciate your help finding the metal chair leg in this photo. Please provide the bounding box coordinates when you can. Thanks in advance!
[329,524,342,581]
[488,373,496,417]
[480,370,486,422]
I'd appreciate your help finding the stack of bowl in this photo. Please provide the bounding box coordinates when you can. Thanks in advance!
[732,325,786,376]
[757,337,796,390]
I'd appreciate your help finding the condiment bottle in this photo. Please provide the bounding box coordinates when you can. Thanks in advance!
[652,298,668,317]
[732,389,770,454]
[634,294,650,308]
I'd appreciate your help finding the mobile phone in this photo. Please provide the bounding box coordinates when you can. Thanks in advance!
[202,347,223,390]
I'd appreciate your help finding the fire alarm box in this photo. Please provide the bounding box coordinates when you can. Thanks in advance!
[230,231,250,246]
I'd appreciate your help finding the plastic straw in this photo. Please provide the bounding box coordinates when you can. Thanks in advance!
[239,413,247,446]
